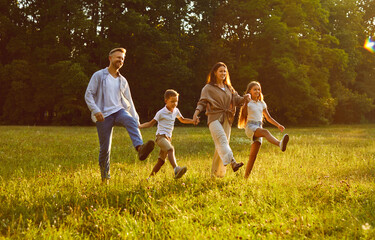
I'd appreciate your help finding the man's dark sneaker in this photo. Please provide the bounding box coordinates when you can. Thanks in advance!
[138,140,155,160]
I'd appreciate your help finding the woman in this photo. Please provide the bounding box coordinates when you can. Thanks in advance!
[193,62,250,177]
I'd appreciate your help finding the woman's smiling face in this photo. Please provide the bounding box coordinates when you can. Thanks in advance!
[214,66,227,82]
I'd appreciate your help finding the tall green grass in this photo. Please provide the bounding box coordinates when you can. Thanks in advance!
[0,125,374,239]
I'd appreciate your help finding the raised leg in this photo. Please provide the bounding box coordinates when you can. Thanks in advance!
[254,128,279,147]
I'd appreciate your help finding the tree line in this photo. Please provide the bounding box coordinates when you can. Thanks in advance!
[0,0,374,125]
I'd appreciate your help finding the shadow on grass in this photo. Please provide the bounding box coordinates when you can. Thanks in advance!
[0,173,236,237]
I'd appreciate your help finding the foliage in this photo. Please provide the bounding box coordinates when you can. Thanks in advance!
[0,0,374,125]
[0,125,374,238]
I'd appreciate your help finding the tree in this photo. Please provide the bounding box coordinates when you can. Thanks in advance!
[322,0,375,123]
[0,0,374,125]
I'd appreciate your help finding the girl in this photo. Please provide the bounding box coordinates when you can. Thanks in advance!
[193,62,251,177]
[238,81,289,179]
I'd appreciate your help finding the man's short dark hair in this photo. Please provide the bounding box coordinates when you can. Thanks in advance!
[109,48,126,56]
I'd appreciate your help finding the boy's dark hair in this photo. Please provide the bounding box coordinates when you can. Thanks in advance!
[164,89,179,100]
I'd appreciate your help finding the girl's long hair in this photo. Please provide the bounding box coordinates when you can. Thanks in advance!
[207,62,234,93]
[238,81,264,129]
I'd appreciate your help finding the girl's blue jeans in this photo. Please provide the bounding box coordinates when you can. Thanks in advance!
[95,109,143,180]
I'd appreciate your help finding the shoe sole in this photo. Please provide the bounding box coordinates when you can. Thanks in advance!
[139,140,155,160]
[281,134,289,152]
[233,162,244,172]
[175,167,187,179]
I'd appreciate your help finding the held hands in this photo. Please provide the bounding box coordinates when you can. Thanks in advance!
[243,94,251,102]
[192,114,200,125]
[94,112,104,122]
[193,116,200,125]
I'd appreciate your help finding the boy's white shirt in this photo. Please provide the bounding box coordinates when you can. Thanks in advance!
[84,68,139,124]
[247,99,267,122]
[154,106,182,138]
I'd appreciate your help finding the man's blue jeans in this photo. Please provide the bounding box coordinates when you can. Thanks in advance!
[96,109,143,180]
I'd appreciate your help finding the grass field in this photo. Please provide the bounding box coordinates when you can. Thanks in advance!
[0,125,374,239]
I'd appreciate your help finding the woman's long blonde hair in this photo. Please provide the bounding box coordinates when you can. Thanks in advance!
[238,81,264,129]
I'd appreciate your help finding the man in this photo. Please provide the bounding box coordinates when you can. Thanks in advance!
[85,47,154,184]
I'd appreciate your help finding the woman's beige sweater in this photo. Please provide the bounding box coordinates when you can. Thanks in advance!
[196,83,245,125]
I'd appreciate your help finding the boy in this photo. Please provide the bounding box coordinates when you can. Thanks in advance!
[139,89,198,179]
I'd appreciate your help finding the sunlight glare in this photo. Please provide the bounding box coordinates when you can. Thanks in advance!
[364,37,375,53]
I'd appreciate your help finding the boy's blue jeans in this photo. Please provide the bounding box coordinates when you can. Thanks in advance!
[96,109,143,180]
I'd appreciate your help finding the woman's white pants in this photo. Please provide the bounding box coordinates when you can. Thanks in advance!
[208,118,234,177]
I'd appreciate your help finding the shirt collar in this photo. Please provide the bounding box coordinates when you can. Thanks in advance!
[213,84,227,91]
[163,106,174,114]
[104,67,123,79]
[249,98,261,103]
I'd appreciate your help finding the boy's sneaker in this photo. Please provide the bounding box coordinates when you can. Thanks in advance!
[280,134,289,152]
[174,166,187,179]
[138,140,155,160]
[231,161,244,172]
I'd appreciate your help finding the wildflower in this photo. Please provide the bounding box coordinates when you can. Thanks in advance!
[362,223,371,231]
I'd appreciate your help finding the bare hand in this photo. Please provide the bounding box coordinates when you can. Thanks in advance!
[95,112,104,122]
[194,116,200,125]
[243,94,251,102]
[278,125,285,132]
[193,114,199,125]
